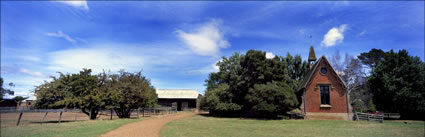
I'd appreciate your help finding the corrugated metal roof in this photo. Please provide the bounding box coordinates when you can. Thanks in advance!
[156,89,200,99]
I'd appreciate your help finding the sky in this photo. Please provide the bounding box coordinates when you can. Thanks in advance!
[1,1,424,98]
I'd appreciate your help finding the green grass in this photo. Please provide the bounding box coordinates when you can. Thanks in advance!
[1,118,145,137]
[161,115,425,137]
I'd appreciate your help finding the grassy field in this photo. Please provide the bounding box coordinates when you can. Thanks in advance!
[1,117,144,137]
[161,115,425,137]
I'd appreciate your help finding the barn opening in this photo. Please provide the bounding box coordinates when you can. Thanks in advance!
[156,89,200,111]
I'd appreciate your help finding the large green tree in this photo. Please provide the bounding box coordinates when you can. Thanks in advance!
[35,69,157,119]
[369,50,425,119]
[203,50,300,118]
[285,53,309,105]
[34,78,67,109]
[35,69,105,120]
[99,70,157,118]
[203,53,244,115]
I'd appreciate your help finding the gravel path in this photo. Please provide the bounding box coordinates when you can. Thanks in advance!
[101,112,196,137]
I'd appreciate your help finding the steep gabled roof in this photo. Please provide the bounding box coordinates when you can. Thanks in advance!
[298,56,347,92]
[156,89,200,99]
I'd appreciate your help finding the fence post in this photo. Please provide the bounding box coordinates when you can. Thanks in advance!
[381,114,384,123]
[354,112,357,120]
[356,113,360,120]
[59,111,63,123]
[367,113,370,121]
[42,112,49,122]
[16,111,23,126]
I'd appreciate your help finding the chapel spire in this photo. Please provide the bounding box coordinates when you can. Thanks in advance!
[308,45,317,69]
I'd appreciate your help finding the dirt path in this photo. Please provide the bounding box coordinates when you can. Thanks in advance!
[101,112,196,137]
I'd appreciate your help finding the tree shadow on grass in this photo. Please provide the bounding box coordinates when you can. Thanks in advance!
[30,120,74,124]
[197,113,288,120]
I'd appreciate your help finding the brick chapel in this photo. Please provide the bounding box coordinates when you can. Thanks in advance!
[298,46,352,120]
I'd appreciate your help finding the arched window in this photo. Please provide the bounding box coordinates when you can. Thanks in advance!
[320,85,330,105]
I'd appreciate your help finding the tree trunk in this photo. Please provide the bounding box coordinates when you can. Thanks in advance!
[114,108,132,118]
[90,109,98,120]
[82,108,99,120]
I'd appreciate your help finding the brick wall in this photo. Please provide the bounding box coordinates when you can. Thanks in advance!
[304,61,349,113]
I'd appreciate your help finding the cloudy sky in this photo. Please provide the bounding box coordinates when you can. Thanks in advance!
[1,1,424,98]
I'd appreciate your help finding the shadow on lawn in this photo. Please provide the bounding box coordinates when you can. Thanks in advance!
[197,113,290,120]
[30,120,75,124]
[28,116,141,124]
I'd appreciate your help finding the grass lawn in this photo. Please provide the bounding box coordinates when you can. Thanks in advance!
[161,115,424,137]
[1,118,145,137]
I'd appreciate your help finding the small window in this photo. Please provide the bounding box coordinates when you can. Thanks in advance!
[320,85,330,105]
[320,67,327,75]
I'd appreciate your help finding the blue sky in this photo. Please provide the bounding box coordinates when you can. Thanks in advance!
[1,1,424,98]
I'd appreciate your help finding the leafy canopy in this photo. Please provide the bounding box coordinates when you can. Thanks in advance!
[99,70,157,118]
[35,69,157,119]
[368,49,425,119]
[202,50,307,118]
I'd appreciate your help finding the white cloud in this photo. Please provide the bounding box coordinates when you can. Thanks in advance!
[321,24,348,47]
[358,30,366,37]
[266,52,276,59]
[20,56,41,62]
[213,59,222,72]
[1,66,47,78]
[45,43,196,74]
[176,19,230,56]
[185,59,222,75]
[1,66,17,74]
[298,29,306,35]
[3,42,204,97]
[47,48,144,74]
[213,63,220,72]
[46,30,76,44]
[19,68,47,78]
[57,1,89,11]
[2,77,41,98]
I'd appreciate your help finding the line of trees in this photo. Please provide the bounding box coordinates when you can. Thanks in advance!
[201,50,309,118]
[329,49,424,119]
[202,48,425,119]
[34,69,157,120]
[367,49,425,119]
